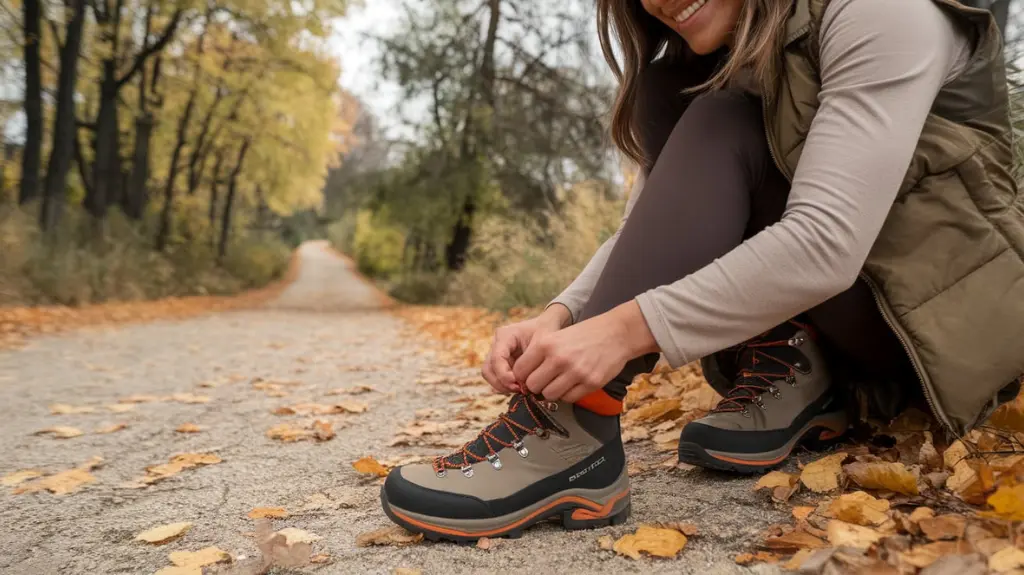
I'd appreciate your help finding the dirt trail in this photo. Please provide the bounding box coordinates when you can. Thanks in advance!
[0,241,784,574]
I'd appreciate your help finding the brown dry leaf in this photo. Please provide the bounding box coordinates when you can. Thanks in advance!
[793,506,815,521]
[598,535,615,550]
[175,423,201,433]
[829,491,891,526]
[166,393,210,404]
[827,519,883,550]
[763,528,828,551]
[989,546,1024,572]
[13,456,103,495]
[325,385,376,396]
[49,404,96,415]
[843,461,919,495]
[476,537,502,550]
[313,420,335,441]
[34,426,84,439]
[735,553,756,565]
[2,469,44,487]
[983,484,1024,521]
[355,526,424,547]
[136,453,222,485]
[800,452,848,493]
[136,522,193,544]
[621,427,651,443]
[310,554,331,564]
[656,522,698,536]
[266,421,336,443]
[784,548,816,570]
[754,471,797,491]
[95,423,127,434]
[919,434,943,470]
[167,546,232,568]
[248,507,289,519]
[105,404,136,413]
[274,402,367,416]
[918,514,966,541]
[352,456,389,478]
[612,525,688,560]
[943,440,970,469]
[119,394,161,404]
[900,542,961,569]
[277,527,321,544]
[623,399,682,425]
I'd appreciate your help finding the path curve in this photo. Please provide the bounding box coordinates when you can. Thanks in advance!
[0,242,783,574]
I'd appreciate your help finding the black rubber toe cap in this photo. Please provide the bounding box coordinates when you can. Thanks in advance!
[383,467,492,520]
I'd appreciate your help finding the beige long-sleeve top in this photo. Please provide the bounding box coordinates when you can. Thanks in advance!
[550,0,973,367]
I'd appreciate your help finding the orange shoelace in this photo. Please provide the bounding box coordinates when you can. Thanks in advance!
[432,395,548,473]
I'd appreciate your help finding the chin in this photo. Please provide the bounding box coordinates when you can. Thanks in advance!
[683,31,730,55]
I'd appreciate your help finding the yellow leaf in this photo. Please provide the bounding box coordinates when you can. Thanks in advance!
[843,461,919,495]
[13,457,102,495]
[167,546,232,568]
[176,423,201,433]
[800,452,848,493]
[136,453,222,485]
[248,507,288,519]
[352,456,389,477]
[612,525,687,560]
[754,471,797,491]
[829,491,891,526]
[983,484,1024,521]
[943,440,970,470]
[792,506,815,521]
[827,520,883,550]
[166,393,210,404]
[105,404,136,413]
[136,522,193,544]
[154,567,202,575]
[900,542,961,569]
[119,395,160,404]
[49,404,96,415]
[95,423,127,434]
[34,426,84,439]
[622,399,682,425]
[355,526,423,547]
[2,469,44,487]
[990,546,1024,573]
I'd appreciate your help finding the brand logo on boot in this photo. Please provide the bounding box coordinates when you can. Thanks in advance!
[569,456,605,483]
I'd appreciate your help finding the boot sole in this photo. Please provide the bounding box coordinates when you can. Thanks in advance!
[678,411,848,474]
[380,470,631,543]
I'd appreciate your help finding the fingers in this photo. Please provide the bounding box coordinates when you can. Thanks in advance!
[561,384,594,405]
[540,372,578,402]
[523,357,561,397]
[483,328,523,394]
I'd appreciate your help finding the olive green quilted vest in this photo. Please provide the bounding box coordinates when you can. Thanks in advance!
[767,0,1024,433]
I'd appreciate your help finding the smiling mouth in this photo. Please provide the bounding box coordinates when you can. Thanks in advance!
[673,0,709,24]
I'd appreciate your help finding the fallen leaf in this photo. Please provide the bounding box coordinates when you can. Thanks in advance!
[175,423,201,433]
[983,484,1024,521]
[763,528,828,551]
[621,427,651,443]
[248,507,289,519]
[135,453,222,485]
[843,461,919,495]
[313,420,334,441]
[325,385,376,396]
[827,519,883,550]
[393,569,422,575]
[612,525,688,559]
[356,526,424,547]
[352,456,389,477]
[13,456,103,495]
[989,546,1024,573]
[2,469,44,486]
[829,491,891,526]
[598,535,614,550]
[34,426,84,439]
[276,527,320,544]
[310,553,331,564]
[622,399,682,425]
[476,537,502,550]
[900,542,962,569]
[167,546,232,568]
[755,471,798,491]
[94,423,127,434]
[119,394,160,404]
[166,393,210,404]
[105,404,135,413]
[801,452,848,493]
[784,548,816,570]
[943,440,970,469]
[49,404,96,415]
[793,506,815,521]
[735,553,755,565]
[918,514,966,541]
[267,421,336,443]
[136,522,193,544]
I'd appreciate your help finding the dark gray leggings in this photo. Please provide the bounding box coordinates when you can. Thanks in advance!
[579,64,914,401]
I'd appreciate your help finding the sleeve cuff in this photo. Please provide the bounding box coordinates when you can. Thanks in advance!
[545,298,580,325]
[635,292,690,368]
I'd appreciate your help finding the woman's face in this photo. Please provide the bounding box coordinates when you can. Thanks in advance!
[640,0,744,55]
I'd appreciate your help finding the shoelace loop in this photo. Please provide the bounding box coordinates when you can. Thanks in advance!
[712,339,799,414]
[432,395,548,475]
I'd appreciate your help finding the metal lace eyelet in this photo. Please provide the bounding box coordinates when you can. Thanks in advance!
[788,336,805,347]
[535,428,549,439]
[741,407,752,418]
[436,469,447,478]
[786,374,797,386]
[769,385,782,399]
[755,397,767,411]
[461,465,474,478]
[514,440,529,458]
[546,402,558,411]
[486,453,503,470]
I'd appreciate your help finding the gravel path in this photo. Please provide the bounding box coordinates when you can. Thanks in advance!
[0,241,786,575]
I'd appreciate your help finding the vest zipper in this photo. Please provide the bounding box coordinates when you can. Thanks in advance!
[759,97,953,432]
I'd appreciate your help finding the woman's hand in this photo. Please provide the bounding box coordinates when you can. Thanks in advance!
[512,301,659,403]
[482,304,572,394]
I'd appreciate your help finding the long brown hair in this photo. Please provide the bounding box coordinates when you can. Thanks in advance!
[597,0,793,167]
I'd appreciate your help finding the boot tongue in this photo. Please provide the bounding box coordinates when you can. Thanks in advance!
[440,394,553,468]
[735,322,804,379]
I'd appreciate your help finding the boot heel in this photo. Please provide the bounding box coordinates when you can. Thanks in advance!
[561,498,630,530]
[801,425,847,451]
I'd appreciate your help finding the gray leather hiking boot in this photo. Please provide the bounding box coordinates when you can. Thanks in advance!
[678,322,849,474]
[381,394,630,542]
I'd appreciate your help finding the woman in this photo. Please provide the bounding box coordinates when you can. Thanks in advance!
[380,0,1024,542]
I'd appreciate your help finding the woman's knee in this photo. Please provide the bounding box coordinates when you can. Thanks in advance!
[681,90,763,139]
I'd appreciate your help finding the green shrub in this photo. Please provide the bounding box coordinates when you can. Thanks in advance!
[351,209,406,278]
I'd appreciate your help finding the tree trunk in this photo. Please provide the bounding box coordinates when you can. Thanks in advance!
[124,114,154,219]
[18,0,43,205]
[219,140,250,262]
[86,61,121,218]
[208,151,224,235]
[445,0,500,271]
[40,0,86,231]
[155,88,197,251]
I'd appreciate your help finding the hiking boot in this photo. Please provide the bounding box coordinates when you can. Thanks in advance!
[678,321,848,474]
[381,394,630,542]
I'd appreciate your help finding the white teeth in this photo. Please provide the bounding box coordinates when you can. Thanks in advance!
[674,0,709,23]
